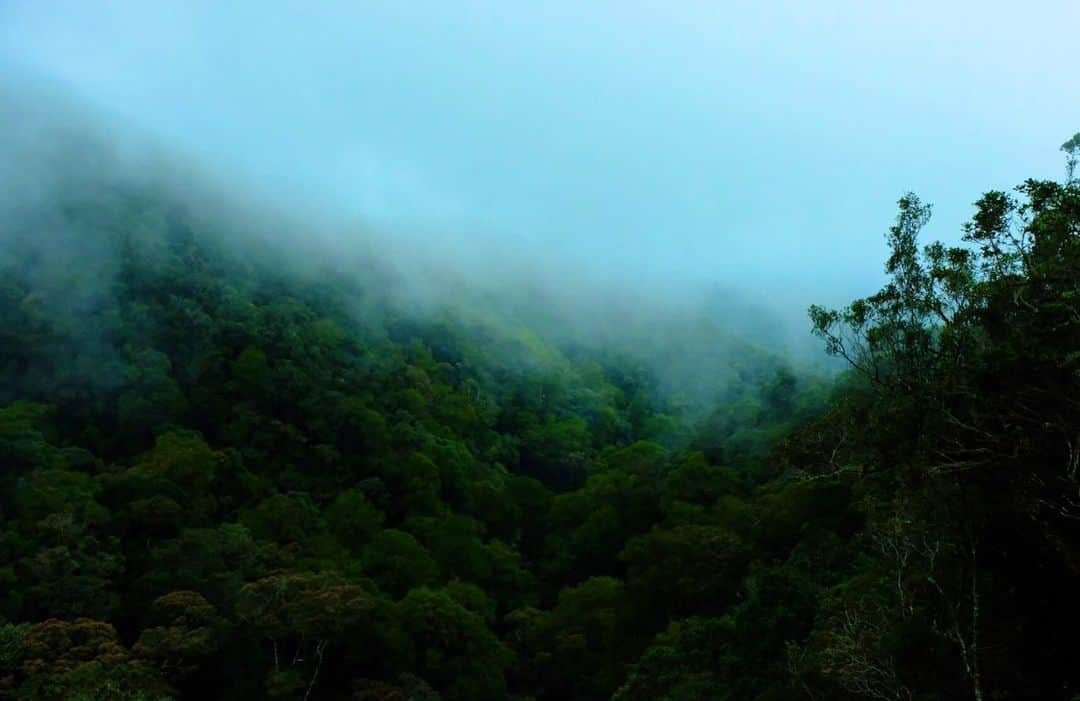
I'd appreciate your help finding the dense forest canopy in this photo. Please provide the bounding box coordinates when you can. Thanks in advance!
[1,80,1079,701]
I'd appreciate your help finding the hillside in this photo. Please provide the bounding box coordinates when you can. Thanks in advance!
[1,109,1079,701]
[0,131,832,701]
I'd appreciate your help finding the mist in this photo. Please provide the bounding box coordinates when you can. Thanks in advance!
[2,1,1078,359]
[2,7,1080,697]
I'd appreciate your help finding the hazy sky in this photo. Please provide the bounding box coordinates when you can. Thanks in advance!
[2,1,1077,305]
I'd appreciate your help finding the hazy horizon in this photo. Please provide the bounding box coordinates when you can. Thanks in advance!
[2,1,1078,317]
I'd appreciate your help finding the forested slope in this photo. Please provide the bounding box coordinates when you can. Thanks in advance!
[0,130,1077,700]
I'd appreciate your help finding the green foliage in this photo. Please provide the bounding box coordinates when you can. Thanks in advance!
[2,133,1075,701]
[0,623,27,675]
[15,619,171,701]
[397,588,512,701]
[325,488,385,550]
[361,530,440,597]
[801,155,1080,699]
[621,525,747,620]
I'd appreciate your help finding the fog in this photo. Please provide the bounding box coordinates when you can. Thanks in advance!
[2,1,1078,355]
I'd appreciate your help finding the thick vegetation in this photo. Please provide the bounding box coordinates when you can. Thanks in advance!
[0,137,1077,700]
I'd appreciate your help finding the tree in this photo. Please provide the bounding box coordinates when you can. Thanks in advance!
[325,489,384,552]
[132,431,224,517]
[621,525,747,622]
[133,591,226,683]
[1062,132,1080,181]
[806,141,1080,699]
[236,572,383,701]
[518,577,638,701]
[360,530,440,598]
[16,618,170,701]
[396,588,512,701]
[809,193,975,395]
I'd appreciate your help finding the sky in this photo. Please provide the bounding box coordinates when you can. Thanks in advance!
[1,1,1078,309]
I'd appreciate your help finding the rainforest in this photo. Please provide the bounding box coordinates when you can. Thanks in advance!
[2,3,1080,701]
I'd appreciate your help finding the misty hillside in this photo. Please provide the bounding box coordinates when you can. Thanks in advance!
[1,90,1079,701]
[0,105,840,699]
[2,6,1080,698]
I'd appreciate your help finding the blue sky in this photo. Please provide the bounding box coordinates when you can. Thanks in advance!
[2,1,1077,307]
